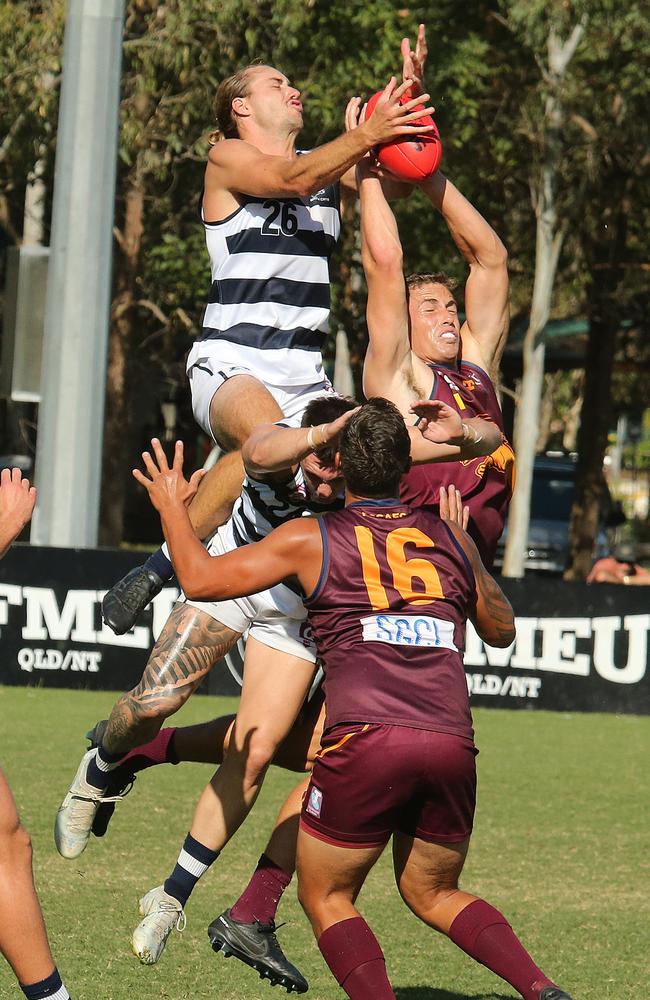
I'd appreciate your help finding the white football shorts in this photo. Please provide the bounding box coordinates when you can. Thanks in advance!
[186,350,335,442]
[178,521,317,668]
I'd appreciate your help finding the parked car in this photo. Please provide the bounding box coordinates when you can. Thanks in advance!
[495,453,616,574]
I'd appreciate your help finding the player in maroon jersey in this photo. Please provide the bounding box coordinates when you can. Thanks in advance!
[348,115,514,566]
[133,399,573,1000]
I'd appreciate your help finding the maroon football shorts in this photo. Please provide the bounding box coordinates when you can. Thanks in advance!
[300,722,477,849]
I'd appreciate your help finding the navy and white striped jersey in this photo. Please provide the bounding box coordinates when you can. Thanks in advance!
[191,179,340,388]
[229,464,327,551]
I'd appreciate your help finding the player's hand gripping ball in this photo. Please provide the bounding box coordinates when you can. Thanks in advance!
[366,89,442,183]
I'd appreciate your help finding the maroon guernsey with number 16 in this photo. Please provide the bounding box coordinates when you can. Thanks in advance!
[304,499,476,741]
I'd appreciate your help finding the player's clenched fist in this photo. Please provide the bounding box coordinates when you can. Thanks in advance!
[133,439,206,514]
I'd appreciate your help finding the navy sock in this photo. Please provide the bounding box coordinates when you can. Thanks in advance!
[143,548,174,581]
[164,833,219,907]
[20,968,71,999]
[85,744,123,791]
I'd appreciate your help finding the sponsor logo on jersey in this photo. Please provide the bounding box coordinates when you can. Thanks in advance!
[309,187,336,206]
[361,613,458,650]
[306,786,323,817]
[360,510,407,520]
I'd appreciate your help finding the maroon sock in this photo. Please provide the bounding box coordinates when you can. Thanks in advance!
[120,727,178,771]
[230,853,293,925]
[318,917,395,1000]
[448,900,554,1000]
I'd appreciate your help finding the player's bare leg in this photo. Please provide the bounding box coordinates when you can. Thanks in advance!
[393,833,573,1000]
[187,374,284,537]
[0,769,72,998]
[85,684,324,844]
[186,450,244,539]
[132,639,316,984]
[297,833,395,999]
[55,605,240,859]
[190,637,315,849]
[102,375,283,634]
[103,607,239,753]
[217,697,325,954]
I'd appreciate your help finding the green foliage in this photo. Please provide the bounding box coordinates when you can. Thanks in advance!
[2,1,648,539]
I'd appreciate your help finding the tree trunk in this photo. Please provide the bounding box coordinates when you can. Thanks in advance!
[536,371,560,452]
[99,178,144,546]
[561,372,583,452]
[502,19,585,577]
[502,190,564,576]
[564,176,629,579]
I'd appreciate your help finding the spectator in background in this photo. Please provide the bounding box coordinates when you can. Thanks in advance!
[0,468,73,1000]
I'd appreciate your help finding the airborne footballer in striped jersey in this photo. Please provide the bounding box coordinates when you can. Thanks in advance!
[102,64,437,637]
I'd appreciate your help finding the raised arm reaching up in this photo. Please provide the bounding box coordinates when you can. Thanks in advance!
[419,172,509,378]
[357,159,417,411]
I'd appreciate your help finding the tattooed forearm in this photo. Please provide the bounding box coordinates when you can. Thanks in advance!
[102,603,241,753]
[475,568,515,648]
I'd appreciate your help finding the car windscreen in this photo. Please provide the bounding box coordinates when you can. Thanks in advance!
[530,470,575,521]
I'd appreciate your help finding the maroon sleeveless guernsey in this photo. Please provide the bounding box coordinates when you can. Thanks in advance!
[400,360,515,567]
[304,500,475,740]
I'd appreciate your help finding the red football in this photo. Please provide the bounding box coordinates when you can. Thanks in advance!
[365,89,442,183]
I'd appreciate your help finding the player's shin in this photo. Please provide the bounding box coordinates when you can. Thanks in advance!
[230,777,306,924]
[318,917,395,1000]
[448,899,569,1000]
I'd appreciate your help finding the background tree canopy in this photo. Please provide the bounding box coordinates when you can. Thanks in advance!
[1,0,647,564]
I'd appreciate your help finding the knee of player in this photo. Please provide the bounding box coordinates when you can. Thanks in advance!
[244,735,276,782]
[398,871,459,913]
[296,873,319,919]
[226,727,277,781]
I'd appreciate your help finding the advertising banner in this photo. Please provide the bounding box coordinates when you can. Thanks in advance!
[0,546,648,713]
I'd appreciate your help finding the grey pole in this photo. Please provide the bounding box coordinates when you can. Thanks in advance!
[31,0,125,547]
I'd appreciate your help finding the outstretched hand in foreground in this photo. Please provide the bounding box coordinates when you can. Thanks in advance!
[133,439,206,515]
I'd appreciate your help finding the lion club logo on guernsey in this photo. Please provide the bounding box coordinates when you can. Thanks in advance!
[306,786,323,818]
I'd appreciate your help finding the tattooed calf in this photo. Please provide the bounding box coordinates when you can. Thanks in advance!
[103,603,241,754]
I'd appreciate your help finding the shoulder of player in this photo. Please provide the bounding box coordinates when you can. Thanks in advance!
[442,520,481,572]
[363,354,432,417]
[206,139,269,177]
[269,516,321,551]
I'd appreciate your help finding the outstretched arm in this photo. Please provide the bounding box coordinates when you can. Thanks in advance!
[133,440,322,601]
[444,519,515,648]
[419,172,509,378]
[357,159,415,404]
[0,468,36,559]
[408,400,501,462]
[207,79,435,202]
[243,407,359,478]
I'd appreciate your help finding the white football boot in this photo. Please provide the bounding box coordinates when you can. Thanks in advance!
[132,885,186,964]
[54,749,108,859]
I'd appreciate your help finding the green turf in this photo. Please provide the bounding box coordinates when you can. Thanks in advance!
[0,687,647,999]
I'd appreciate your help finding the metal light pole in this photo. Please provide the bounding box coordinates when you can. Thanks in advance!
[31,0,125,547]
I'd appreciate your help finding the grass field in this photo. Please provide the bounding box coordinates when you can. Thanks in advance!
[1,687,648,1000]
